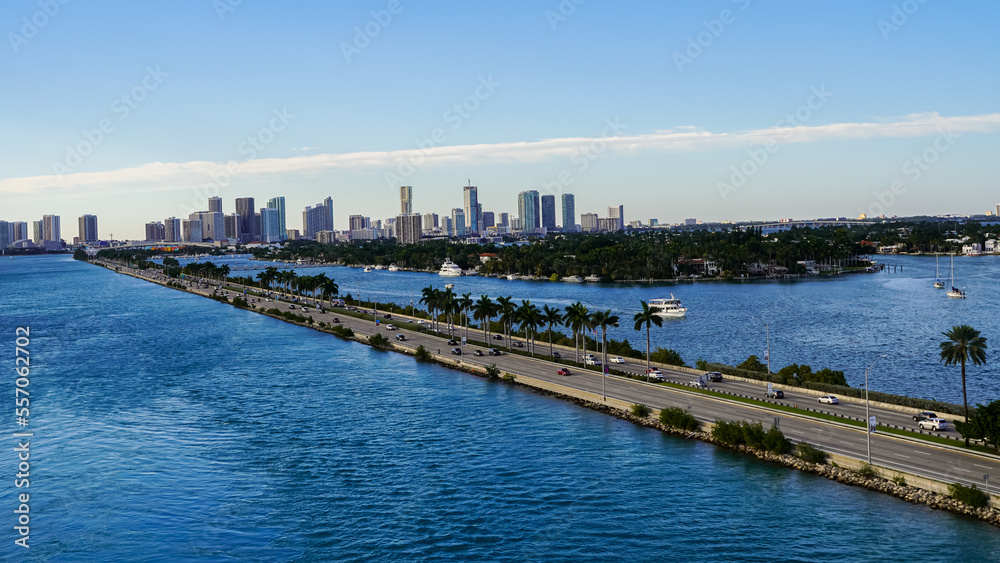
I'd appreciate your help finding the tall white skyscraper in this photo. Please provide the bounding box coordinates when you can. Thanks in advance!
[267,197,287,240]
[260,207,282,242]
[400,186,413,215]
[608,205,624,231]
[517,190,540,233]
[42,215,61,243]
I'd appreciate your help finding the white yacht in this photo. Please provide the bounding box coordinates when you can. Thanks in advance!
[506,274,519,280]
[649,294,688,318]
[387,264,400,272]
[561,275,584,283]
[374,265,386,270]
[934,255,945,288]
[438,259,463,277]
[363,266,372,273]
[946,254,966,298]
[584,274,601,282]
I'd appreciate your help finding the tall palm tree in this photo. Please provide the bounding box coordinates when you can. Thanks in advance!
[321,278,339,308]
[218,264,230,287]
[496,296,516,351]
[633,301,664,381]
[517,300,543,356]
[591,309,620,369]
[259,266,279,291]
[472,295,494,344]
[940,324,988,446]
[442,288,458,338]
[458,292,474,342]
[420,286,440,333]
[542,304,564,357]
[564,302,589,363]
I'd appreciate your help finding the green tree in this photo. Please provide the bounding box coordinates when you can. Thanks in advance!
[516,300,543,356]
[591,309,620,368]
[940,325,988,446]
[650,347,685,367]
[472,295,495,344]
[496,296,516,350]
[563,302,590,363]
[542,305,564,357]
[737,355,768,373]
[633,301,664,380]
[957,400,1000,451]
[73,248,89,261]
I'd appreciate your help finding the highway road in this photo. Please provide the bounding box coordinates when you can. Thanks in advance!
[115,265,1000,494]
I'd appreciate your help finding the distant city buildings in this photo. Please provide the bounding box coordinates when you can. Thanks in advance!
[541,194,556,231]
[208,196,223,213]
[463,183,479,234]
[580,213,598,233]
[561,194,575,231]
[78,214,98,242]
[235,197,256,243]
[608,205,624,231]
[164,217,181,242]
[267,197,287,240]
[517,190,540,233]
[451,208,466,237]
[396,213,423,245]
[260,207,282,243]
[302,197,334,240]
[145,221,165,241]
[400,186,413,215]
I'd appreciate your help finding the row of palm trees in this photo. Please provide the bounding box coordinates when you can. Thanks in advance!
[255,267,339,308]
[418,285,668,380]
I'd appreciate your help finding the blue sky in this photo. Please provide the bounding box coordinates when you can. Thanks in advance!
[2,0,998,239]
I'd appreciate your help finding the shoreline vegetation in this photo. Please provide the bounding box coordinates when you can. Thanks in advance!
[85,252,1000,526]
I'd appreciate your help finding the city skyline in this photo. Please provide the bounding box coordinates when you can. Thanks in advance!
[2,1,998,239]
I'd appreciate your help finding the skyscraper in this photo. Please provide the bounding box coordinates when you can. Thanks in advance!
[608,204,624,231]
[348,215,368,231]
[195,212,225,241]
[164,217,181,242]
[396,214,423,245]
[78,214,98,242]
[13,222,27,242]
[463,184,479,234]
[499,212,509,228]
[266,197,286,240]
[482,211,495,229]
[580,213,599,232]
[400,186,413,215]
[182,219,203,242]
[0,221,10,250]
[302,197,334,240]
[517,190,540,233]
[260,207,282,243]
[145,221,165,241]
[452,208,466,237]
[208,196,223,213]
[32,221,42,245]
[235,197,255,243]
[561,193,576,231]
[541,195,556,231]
[42,215,61,243]
[422,213,438,232]
[224,214,240,241]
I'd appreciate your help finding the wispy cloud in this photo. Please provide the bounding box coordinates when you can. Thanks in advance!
[3,112,998,195]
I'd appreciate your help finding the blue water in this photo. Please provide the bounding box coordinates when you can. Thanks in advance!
[2,255,999,561]
[177,253,1000,405]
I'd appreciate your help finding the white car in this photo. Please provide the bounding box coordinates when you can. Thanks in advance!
[818,395,839,405]
[384,324,396,330]
[918,418,948,431]
[584,357,601,366]
[610,356,625,364]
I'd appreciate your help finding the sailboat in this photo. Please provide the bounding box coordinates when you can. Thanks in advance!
[933,255,944,288]
[946,254,966,298]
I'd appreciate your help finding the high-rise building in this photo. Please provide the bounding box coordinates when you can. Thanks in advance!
[396,213,423,245]
[561,193,575,231]
[235,197,256,243]
[517,190,540,233]
[182,219,203,242]
[316,231,335,244]
[32,221,42,245]
[451,208,466,236]
[266,197,286,240]
[260,207,282,243]
[422,213,438,232]
[580,213,599,232]
[499,212,510,228]
[164,217,181,242]
[285,229,300,240]
[400,186,413,215]
[302,197,334,239]
[195,211,225,241]
[42,215,61,243]
[208,196,223,213]
[482,211,495,229]
[13,222,27,242]
[608,205,624,231]
[0,221,10,250]
[145,221,165,241]
[348,215,369,231]
[649,219,659,227]
[224,214,241,241]
[78,214,98,242]
[463,183,479,234]
[442,216,453,236]
[541,195,556,231]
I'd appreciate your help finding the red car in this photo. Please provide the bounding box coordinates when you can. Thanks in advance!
[557,368,572,376]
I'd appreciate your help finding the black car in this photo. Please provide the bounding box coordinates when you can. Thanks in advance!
[912,411,937,422]
[492,334,504,340]
[766,389,784,399]
[513,341,524,348]
[489,349,502,356]
[708,372,723,382]
[552,352,561,359]
[395,334,406,341]
[451,347,462,355]
[383,314,392,319]
[473,350,484,357]
[448,339,459,346]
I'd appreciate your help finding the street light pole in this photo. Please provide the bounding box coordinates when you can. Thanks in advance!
[865,354,888,464]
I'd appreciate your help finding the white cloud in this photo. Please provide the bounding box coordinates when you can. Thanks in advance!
[2,112,998,196]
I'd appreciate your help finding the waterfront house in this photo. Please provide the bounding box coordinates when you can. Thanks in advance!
[986,239,998,254]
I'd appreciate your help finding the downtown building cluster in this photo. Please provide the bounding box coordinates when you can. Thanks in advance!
[0,214,98,251]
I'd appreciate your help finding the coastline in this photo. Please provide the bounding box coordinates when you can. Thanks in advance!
[92,258,1000,527]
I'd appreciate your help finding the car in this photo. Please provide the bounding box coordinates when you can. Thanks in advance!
[610,356,625,364]
[646,368,663,376]
[384,324,396,330]
[707,372,723,382]
[646,370,665,382]
[451,347,462,355]
[395,334,406,341]
[332,318,340,323]
[585,358,601,366]
[766,389,785,399]
[689,380,708,389]
[557,368,572,376]
[552,351,561,359]
[488,348,502,356]
[473,350,484,357]
[383,313,392,319]
[288,304,295,309]
[818,395,839,405]
[513,341,525,348]
[301,307,309,313]
[447,339,459,345]
[912,411,937,422]
[492,334,504,340]
[918,417,948,431]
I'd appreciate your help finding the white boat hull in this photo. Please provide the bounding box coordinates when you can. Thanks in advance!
[653,309,687,318]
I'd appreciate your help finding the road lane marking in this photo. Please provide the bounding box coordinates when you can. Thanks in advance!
[895,453,911,459]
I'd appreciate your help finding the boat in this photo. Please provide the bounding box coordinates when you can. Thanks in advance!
[561,275,584,283]
[946,254,966,298]
[649,294,687,318]
[363,266,372,273]
[584,274,601,282]
[444,283,454,289]
[374,265,386,270]
[438,259,463,277]
[387,264,399,272]
[933,255,944,288]
[506,274,519,280]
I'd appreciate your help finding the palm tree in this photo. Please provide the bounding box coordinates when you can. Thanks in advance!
[496,296,516,351]
[564,302,589,363]
[940,325,988,446]
[441,288,458,338]
[420,286,440,333]
[633,301,664,381]
[542,305,564,357]
[472,295,494,344]
[591,309,620,369]
[458,292,473,342]
[321,278,339,308]
[218,264,230,287]
[517,300,543,356]
[259,266,279,291]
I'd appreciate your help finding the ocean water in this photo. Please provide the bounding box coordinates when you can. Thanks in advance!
[2,255,999,561]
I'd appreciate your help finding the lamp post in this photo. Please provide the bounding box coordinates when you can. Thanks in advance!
[751,316,771,374]
[864,354,888,464]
